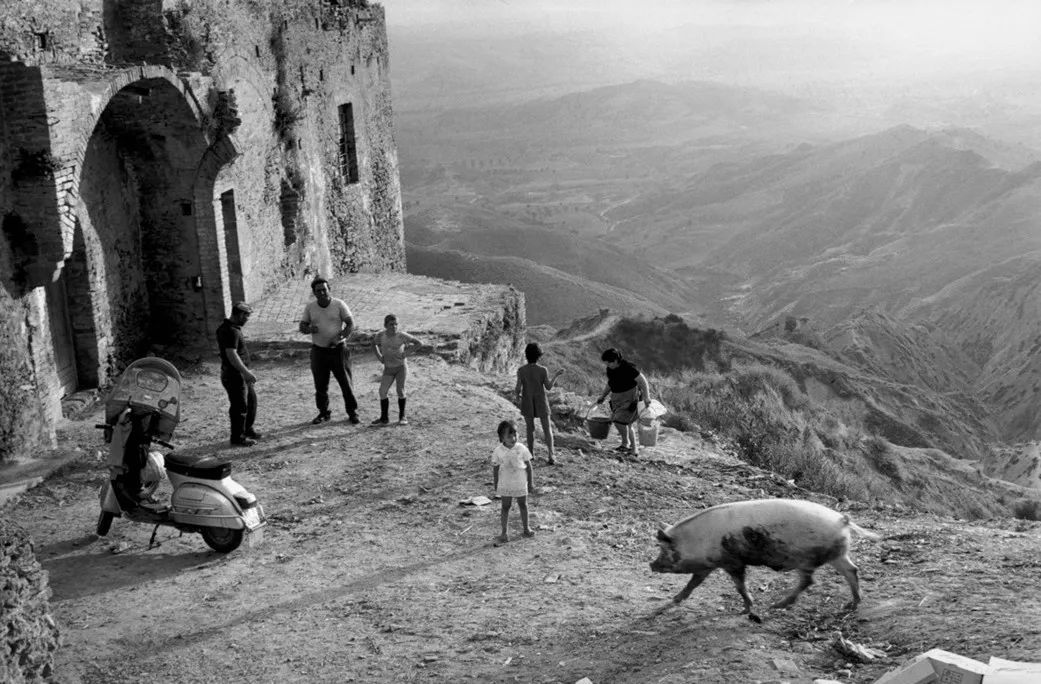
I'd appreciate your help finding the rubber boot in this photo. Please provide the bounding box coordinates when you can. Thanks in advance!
[371,398,390,425]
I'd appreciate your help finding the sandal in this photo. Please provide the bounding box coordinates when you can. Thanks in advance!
[522,530,535,538]
[493,535,509,547]
[614,444,630,452]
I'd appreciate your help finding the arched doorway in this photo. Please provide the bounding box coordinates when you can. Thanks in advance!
[76,75,212,381]
[44,218,99,394]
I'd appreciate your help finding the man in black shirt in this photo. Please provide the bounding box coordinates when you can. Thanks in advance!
[217,302,260,446]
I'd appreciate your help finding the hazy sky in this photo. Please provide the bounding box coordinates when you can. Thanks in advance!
[380,0,1041,74]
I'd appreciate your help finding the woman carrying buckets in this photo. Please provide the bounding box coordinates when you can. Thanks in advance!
[594,348,652,457]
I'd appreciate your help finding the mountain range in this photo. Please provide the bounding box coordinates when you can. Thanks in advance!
[397,79,1041,449]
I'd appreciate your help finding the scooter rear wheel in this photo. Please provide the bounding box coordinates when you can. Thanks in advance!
[96,511,114,536]
[200,526,244,553]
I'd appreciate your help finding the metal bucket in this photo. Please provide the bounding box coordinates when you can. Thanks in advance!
[586,417,612,439]
[638,420,659,447]
[584,404,613,439]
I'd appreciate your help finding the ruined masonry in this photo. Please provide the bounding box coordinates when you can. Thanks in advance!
[0,0,427,465]
[0,0,525,467]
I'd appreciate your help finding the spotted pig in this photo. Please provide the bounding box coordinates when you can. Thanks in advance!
[650,498,880,619]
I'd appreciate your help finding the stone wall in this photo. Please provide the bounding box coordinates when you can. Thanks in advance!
[0,520,60,683]
[0,0,404,464]
[0,65,51,459]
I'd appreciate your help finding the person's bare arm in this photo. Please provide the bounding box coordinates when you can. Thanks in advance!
[338,314,354,342]
[223,349,256,384]
[637,373,651,402]
[373,333,384,363]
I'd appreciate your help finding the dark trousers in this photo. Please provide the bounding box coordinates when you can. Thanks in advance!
[221,371,257,440]
[311,344,357,414]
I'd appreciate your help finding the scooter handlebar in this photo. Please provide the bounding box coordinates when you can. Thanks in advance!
[153,438,174,450]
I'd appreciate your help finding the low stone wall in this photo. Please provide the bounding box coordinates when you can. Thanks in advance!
[0,520,60,683]
[246,274,526,374]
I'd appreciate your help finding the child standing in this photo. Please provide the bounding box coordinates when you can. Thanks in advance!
[491,420,535,546]
[515,342,565,464]
[372,314,423,425]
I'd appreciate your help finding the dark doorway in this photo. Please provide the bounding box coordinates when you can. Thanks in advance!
[67,220,99,388]
[45,271,77,395]
[221,189,245,304]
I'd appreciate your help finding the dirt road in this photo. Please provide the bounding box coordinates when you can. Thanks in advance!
[6,353,1041,683]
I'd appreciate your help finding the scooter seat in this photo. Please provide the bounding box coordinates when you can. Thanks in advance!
[164,453,232,480]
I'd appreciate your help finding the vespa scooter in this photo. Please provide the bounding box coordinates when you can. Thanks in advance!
[96,357,266,552]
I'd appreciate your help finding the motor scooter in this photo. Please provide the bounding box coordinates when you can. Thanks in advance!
[95,357,266,552]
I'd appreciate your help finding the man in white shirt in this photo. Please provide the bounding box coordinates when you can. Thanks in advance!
[299,277,359,424]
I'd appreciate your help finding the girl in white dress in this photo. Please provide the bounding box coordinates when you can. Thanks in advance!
[491,420,535,545]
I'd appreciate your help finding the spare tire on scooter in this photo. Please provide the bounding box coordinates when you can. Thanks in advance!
[201,526,244,553]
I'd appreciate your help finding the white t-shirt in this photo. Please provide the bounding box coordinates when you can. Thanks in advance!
[491,443,531,497]
[301,298,353,347]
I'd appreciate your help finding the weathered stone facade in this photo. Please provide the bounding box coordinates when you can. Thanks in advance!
[0,0,404,463]
[0,519,60,682]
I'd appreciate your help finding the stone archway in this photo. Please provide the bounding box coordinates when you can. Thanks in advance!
[193,132,241,333]
[71,69,213,380]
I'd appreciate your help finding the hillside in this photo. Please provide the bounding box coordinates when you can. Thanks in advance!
[407,79,820,148]
[901,254,1041,442]
[986,442,1041,491]
[595,125,1041,442]
[4,332,1041,683]
[397,83,1041,445]
[406,244,675,327]
[543,314,1005,482]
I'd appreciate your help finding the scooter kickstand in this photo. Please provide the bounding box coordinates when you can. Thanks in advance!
[148,524,162,549]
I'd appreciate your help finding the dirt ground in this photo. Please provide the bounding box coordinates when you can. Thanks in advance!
[5,351,1041,684]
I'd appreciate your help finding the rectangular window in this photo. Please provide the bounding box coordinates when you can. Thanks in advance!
[220,190,245,304]
[338,103,359,184]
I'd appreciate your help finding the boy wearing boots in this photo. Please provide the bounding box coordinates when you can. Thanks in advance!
[372,314,423,425]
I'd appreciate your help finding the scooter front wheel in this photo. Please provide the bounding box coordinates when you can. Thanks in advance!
[200,526,244,553]
[96,511,115,536]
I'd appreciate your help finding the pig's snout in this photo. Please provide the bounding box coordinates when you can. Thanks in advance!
[649,547,677,573]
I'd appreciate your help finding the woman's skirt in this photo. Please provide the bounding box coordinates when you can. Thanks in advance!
[609,387,640,425]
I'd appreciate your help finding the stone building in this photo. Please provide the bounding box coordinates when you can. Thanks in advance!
[0,0,404,463]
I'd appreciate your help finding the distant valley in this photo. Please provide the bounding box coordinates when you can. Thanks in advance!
[396,78,1041,446]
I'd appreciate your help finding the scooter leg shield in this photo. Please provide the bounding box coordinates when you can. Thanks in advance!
[98,482,122,515]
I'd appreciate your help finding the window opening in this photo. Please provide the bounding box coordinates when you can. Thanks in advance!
[338,103,359,184]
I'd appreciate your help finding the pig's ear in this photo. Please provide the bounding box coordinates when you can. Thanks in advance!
[656,527,672,543]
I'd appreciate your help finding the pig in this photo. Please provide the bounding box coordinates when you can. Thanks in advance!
[649,498,880,620]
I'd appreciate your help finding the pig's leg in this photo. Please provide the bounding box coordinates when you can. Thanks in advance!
[830,553,862,608]
[771,569,814,609]
[724,567,755,614]
[653,568,713,615]
[673,568,713,604]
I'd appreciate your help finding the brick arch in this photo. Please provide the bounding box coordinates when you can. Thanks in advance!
[61,64,216,374]
[193,132,243,332]
[58,65,206,262]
